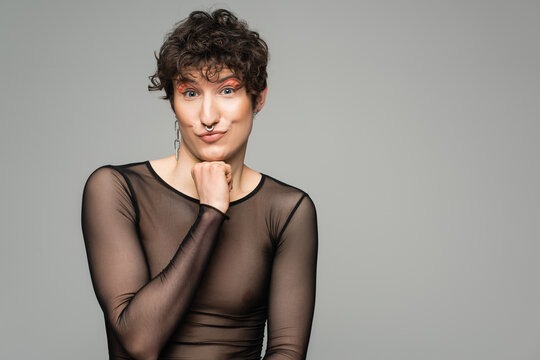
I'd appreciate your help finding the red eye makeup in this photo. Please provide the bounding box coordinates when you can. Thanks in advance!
[175,77,242,95]
[176,82,190,94]
[222,79,241,88]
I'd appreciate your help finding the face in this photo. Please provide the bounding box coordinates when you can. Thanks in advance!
[172,67,264,162]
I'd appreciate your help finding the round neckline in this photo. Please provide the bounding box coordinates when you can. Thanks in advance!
[145,160,266,206]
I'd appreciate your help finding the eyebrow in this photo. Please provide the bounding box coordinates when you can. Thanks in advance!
[179,75,241,85]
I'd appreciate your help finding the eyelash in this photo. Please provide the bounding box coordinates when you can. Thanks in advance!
[180,86,237,98]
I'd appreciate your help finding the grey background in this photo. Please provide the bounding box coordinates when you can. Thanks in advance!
[1,0,539,359]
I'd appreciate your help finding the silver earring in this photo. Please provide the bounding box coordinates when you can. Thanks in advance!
[174,116,180,161]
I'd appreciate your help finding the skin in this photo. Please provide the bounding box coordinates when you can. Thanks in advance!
[149,67,268,204]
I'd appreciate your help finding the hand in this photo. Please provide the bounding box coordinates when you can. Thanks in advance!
[191,161,232,214]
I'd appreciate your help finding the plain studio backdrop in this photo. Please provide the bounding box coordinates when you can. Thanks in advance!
[1,0,539,359]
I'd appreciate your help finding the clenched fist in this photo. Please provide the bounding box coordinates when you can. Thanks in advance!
[191,161,232,214]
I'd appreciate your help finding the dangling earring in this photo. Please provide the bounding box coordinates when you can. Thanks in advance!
[174,116,181,161]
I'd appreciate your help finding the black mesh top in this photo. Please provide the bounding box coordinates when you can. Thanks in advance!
[81,160,318,360]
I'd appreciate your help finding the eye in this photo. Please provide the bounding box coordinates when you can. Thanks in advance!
[176,82,198,98]
[221,87,236,95]
[183,90,198,98]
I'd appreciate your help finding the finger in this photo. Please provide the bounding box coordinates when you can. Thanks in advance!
[220,164,231,180]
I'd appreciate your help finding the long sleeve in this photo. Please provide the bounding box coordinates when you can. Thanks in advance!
[81,166,228,360]
[263,193,319,360]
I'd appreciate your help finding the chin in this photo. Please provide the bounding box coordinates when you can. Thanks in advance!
[198,149,229,162]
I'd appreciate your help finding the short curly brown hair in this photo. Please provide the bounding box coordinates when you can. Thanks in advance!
[148,9,269,111]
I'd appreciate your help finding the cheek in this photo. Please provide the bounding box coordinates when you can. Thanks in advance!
[173,101,196,122]
[225,97,252,119]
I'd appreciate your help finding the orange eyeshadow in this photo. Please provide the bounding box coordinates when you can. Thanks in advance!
[222,79,241,87]
[176,83,189,93]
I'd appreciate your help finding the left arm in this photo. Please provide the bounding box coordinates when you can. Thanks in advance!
[263,193,319,360]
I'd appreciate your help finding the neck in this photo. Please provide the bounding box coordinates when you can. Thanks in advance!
[173,141,251,202]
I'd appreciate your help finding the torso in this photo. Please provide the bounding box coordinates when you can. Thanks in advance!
[98,160,307,359]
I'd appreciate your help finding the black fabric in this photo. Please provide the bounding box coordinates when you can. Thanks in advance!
[81,160,318,360]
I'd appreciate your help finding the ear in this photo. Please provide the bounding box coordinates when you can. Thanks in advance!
[254,86,268,112]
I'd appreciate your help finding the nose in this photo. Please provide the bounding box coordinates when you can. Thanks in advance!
[199,93,219,128]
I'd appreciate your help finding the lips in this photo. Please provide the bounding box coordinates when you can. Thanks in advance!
[199,131,226,143]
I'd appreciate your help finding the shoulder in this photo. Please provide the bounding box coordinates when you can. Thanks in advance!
[83,160,147,194]
[262,173,312,198]
[261,172,316,213]
[85,160,147,180]
[82,165,126,200]
[81,163,141,225]
[260,173,317,248]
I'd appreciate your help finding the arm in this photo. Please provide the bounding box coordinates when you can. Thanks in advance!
[263,193,319,360]
[81,166,228,360]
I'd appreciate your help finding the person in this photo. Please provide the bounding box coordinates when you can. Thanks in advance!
[81,8,318,360]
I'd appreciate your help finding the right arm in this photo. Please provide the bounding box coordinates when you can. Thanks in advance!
[81,166,228,360]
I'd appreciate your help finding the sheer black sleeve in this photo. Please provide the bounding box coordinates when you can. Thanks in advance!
[263,193,319,359]
[81,166,228,360]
